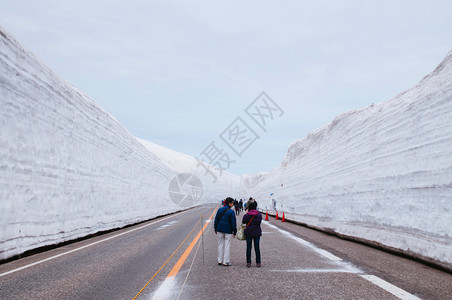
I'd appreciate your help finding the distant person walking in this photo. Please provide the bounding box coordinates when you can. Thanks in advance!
[214,197,237,266]
[242,201,262,267]
[245,197,255,212]
[234,199,240,215]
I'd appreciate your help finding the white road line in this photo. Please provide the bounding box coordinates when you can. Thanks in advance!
[264,222,342,261]
[0,211,190,278]
[361,275,421,300]
[151,277,177,300]
[156,220,179,230]
[314,248,343,261]
[177,215,213,299]
[272,268,360,273]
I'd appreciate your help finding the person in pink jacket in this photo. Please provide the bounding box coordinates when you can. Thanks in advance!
[241,201,262,268]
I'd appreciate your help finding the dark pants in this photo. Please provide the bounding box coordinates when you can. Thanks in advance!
[246,236,261,264]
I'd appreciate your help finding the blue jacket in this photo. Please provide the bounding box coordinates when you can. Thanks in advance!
[214,206,237,235]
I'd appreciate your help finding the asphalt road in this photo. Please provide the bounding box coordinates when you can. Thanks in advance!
[0,204,450,299]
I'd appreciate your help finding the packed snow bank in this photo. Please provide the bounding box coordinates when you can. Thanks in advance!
[137,139,243,203]
[1,23,450,270]
[0,27,241,261]
[244,51,452,270]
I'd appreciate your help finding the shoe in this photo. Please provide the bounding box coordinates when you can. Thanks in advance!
[256,263,261,268]
[246,263,251,268]
[223,262,232,266]
[218,263,223,265]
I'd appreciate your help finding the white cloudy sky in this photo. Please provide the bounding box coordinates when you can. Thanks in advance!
[1,0,451,175]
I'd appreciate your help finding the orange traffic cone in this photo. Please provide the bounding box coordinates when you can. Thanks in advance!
[275,211,279,220]
[281,212,286,222]
[265,211,269,221]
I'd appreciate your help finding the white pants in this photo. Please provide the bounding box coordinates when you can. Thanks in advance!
[217,233,233,264]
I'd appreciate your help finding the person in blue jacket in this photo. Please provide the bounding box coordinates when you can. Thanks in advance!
[214,197,237,266]
[242,201,262,268]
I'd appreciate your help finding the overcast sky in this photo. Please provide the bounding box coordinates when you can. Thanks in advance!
[1,1,451,175]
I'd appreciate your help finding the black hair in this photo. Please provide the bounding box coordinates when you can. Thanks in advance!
[248,201,257,210]
[225,197,234,205]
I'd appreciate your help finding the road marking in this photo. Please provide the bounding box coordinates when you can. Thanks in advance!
[264,221,343,261]
[151,208,217,300]
[177,218,213,300]
[132,217,201,300]
[361,275,421,300]
[273,268,360,273]
[263,218,421,299]
[155,220,178,230]
[314,248,343,261]
[166,209,216,277]
[0,211,190,278]
[151,276,177,299]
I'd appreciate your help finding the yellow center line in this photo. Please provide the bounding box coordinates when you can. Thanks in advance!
[166,208,217,278]
[132,218,201,300]
[132,207,217,300]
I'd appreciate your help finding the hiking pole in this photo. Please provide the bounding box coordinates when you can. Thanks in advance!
[201,214,205,266]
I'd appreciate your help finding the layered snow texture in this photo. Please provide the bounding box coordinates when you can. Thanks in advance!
[1,24,450,269]
[137,138,242,204]
[0,27,241,260]
[244,51,452,269]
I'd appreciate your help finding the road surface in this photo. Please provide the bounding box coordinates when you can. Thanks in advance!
[1,204,450,299]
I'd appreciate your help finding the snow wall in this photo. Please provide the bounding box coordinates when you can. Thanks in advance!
[244,51,452,270]
[0,27,242,261]
[1,25,450,270]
